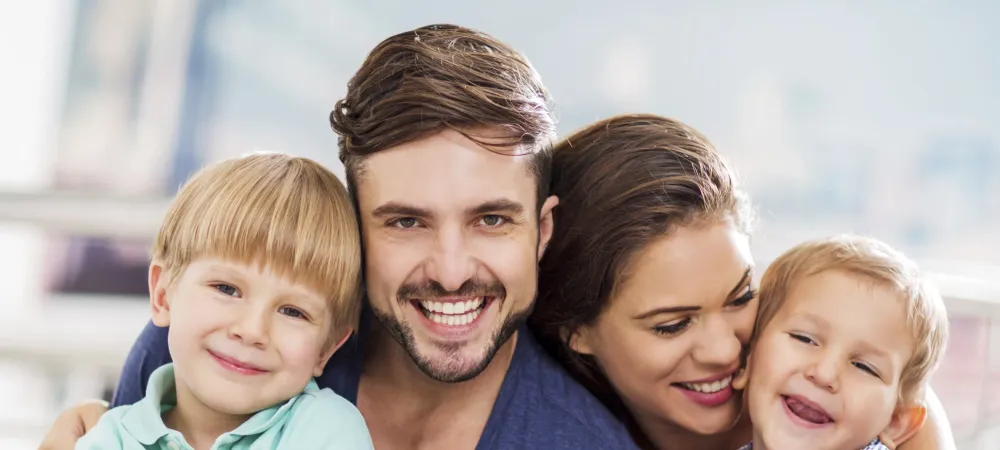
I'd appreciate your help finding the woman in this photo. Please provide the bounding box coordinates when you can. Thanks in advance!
[530,114,954,449]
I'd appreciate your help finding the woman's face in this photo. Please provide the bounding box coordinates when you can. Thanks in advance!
[570,222,757,436]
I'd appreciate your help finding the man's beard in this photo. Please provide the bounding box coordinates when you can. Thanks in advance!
[370,277,535,383]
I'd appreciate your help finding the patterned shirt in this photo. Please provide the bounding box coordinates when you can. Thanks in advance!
[737,437,887,450]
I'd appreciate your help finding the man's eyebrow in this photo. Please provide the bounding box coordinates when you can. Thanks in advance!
[371,202,433,219]
[466,198,525,217]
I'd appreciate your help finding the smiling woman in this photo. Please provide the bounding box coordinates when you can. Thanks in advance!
[532,114,757,449]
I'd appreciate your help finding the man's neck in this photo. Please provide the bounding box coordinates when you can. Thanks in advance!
[357,319,518,448]
[634,407,752,450]
[164,379,252,450]
[362,319,517,405]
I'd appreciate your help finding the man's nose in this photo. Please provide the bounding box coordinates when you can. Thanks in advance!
[425,225,477,292]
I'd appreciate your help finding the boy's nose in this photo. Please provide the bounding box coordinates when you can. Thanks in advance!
[804,353,841,393]
[228,308,271,347]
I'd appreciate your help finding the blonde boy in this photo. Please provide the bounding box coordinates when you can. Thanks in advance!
[734,235,949,450]
[76,153,373,449]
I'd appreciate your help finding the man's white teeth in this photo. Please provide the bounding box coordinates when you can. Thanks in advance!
[419,298,484,315]
[427,309,482,326]
[681,375,732,393]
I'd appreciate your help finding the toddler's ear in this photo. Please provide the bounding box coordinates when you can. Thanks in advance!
[732,350,752,390]
[878,403,927,449]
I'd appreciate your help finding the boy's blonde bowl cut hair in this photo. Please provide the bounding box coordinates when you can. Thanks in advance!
[152,152,363,334]
[754,234,949,406]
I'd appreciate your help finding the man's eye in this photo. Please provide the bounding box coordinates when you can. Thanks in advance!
[479,215,507,227]
[392,218,419,228]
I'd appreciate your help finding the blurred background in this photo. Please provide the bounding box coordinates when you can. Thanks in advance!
[1,0,998,448]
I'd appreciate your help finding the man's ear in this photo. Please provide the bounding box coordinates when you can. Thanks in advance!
[878,403,927,449]
[537,195,559,262]
[149,262,172,327]
[314,329,353,377]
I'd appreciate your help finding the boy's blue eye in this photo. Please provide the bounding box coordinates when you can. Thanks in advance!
[279,306,306,319]
[213,284,239,297]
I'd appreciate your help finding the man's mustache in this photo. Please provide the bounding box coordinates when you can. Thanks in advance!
[397,278,506,302]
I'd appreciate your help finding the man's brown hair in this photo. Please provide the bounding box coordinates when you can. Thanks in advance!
[329,24,556,209]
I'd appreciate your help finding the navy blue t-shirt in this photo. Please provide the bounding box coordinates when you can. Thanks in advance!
[112,308,638,449]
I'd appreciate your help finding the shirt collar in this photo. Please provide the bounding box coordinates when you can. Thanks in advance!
[119,363,317,445]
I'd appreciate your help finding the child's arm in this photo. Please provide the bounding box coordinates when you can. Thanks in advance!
[897,388,956,450]
[277,388,374,449]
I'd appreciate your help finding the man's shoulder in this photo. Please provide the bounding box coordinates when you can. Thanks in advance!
[485,331,637,449]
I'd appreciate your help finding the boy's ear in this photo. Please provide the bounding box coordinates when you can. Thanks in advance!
[878,403,927,449]
[314,329,353,377]
[149,262,172,327]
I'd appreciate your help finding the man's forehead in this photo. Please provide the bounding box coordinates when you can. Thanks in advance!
[354,130,536,208]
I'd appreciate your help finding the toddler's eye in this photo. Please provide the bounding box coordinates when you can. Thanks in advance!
[789,333,816,346]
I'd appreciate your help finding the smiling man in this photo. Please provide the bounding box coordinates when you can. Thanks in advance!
[320,25,635,448]
[39,24,637,450]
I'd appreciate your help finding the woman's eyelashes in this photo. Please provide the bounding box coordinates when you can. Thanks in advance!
[653,317,692,336]
[728,287,757,307]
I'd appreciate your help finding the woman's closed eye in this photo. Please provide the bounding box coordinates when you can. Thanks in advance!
[653,317,692,336]
[727,287,757,308]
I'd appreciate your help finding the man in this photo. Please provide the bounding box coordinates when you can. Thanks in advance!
[41,24,637,449]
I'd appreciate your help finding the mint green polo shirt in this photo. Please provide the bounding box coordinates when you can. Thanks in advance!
[75,363,373,449]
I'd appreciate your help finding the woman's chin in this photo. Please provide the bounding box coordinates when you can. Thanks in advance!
[664,397,743,436]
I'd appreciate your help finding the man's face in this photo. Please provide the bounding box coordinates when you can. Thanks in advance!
[354,129,557,382]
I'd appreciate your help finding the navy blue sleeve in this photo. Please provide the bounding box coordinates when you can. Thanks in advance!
[110,321,173,407]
